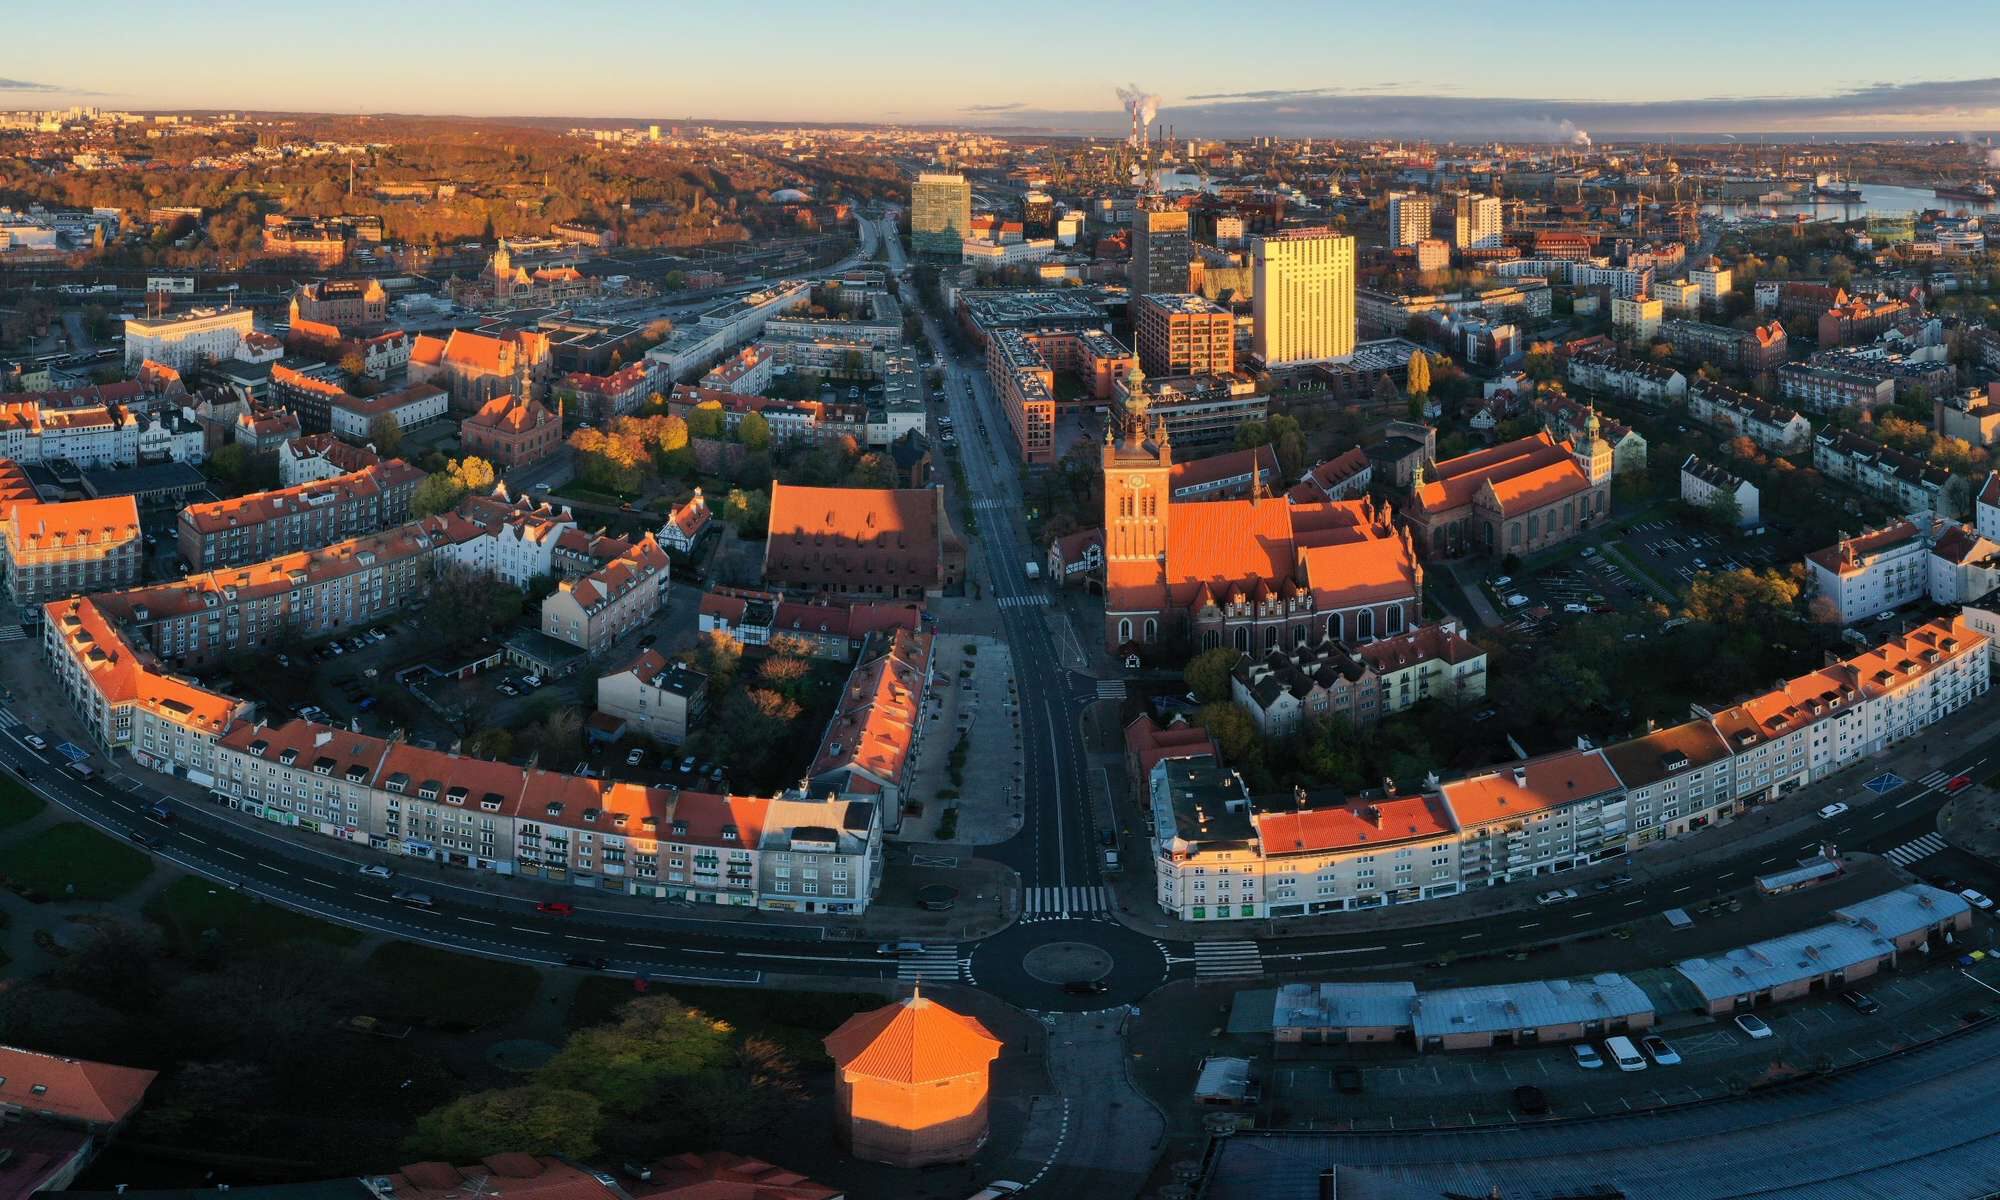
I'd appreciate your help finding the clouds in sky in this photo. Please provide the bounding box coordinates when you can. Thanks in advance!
[0,78,61,92]
[964,77,2000,138]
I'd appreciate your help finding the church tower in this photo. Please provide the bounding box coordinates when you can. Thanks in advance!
[1572,407,1613,487]
[1102,378,1172,651]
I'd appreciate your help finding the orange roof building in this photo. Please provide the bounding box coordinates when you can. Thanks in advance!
[1402,429,1611,559]
[636,1152,842,1200]
[763,483,960,599]
[461,393,562,468]
[822,991,1004,1168]
[1101,398,1423,655]
[0,1044,156,1129]
[1,490,142,605]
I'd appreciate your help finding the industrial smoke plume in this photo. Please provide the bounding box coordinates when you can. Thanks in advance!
[1118,83,1161,146]
[1561,119,1591,147]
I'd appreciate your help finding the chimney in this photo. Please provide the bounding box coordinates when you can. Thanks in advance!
[1512,766,1528,787]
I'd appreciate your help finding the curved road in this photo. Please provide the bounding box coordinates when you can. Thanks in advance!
[6,214,1999,1017]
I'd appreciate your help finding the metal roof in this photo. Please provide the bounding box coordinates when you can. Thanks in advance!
[1411,974,1652,1039]
[1272,981,1418,1033]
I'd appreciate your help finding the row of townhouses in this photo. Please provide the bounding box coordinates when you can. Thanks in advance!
[1137,615,1988,921]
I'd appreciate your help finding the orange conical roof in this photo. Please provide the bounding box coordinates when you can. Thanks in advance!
[822,992,1002,1084]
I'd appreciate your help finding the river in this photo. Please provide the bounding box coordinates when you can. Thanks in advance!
[1702,183,1997,223]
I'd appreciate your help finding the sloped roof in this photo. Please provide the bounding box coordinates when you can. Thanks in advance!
[764,484,942,591]
[638,1152,841,1200]
[822,993,1001,1083]
[0,1044,156,1125]
[1440,748,1622,828]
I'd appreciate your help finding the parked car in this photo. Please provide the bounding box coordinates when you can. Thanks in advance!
[1593,874,1633,892]
[357,864,395,880]
[1840,990,1881,1015]
[875,941,927,956]
[1061,980,1109,996]
[1562,603,1590,614]
[1572,1043,1605,1069]
[563,955,609,971]
[1735,1013,1774,1040]
[128,830,161,848]
[498,685,519,697]
[626,748,645,766]
[680,755,698,773]
[22,734,46,752]
[1946,775,1974,795]
[535,901,574,916]
[1640,1035,1681,1065]
[1505,593,1531,608]
[1962,889,1996,911]
[1604,1036,1648,1072]
[390,890,435,908]
[1817,802,1850,820]
[1535,888,1580,906]
[144,800,175,823]
[1511,1084,1549,1115]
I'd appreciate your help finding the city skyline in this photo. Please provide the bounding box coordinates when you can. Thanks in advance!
[9,0,2000,136]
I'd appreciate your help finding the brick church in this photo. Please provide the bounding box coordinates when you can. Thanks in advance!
[1102,394,1423,656]
[1401,423,1612,559]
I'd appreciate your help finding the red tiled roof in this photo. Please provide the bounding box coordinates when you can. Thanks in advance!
[1254,793,1454,855]
[822,994,1002,1084]
[638,1152,841,1200]
[764,484,943,591]
[1124,713,1218,776]
[0,1045,156,1126]
[1440,748,1621,828]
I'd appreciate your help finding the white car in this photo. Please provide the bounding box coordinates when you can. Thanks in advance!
[1817,802,1850,820]
[357,864,394,880]
[22,734,46,752]
[1641,1035,1682,1066]
[1536,888,1580,906]
[1734,1013,1774,1040]
[1563,603,1591,614]
[1505,593,1531,608]
[1962,889,1996,911]
[625,748,645,766]
[1572,1043,1605,1069]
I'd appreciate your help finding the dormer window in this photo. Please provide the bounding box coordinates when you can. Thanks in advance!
[445,787,468,806]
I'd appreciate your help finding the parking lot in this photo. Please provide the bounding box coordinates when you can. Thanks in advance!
[1484,548,1643,642]
[1255,951,2000,1129]
[1615,517,1784,592]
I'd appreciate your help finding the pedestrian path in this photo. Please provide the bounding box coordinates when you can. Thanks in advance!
[1023,885,1112,918]
[1192,941,1264,978]
[895,947,966,982]
[1093,680,1127,699]
[1917,769,1953,790]
[1884,831,1949,867]
[998,594,1052,609]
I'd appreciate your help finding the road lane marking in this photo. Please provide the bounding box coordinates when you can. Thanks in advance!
[683,948,726,956]
[511,925,549,935]
[1761,858,1778,865]
[302,878,333,889]
[1519,922,1540,929]
[1624,899,1646,907]
[1674,885,1693,893]
[1460,933,1482,940]
[261,866,289,876]
[564,935,606,943]
[1402,941,1427,948]
[1283,945,1389,958]
[215,847,246,860]
[629,943,668,950]
[457,917,495,926]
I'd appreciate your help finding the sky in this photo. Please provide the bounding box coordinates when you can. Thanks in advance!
[9,0,2000,138]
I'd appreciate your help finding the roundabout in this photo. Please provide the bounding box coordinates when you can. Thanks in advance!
[970,914,1167,1011]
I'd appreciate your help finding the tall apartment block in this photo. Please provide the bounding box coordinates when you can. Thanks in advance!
[1251,229,1356,366]
[1387,192,1434,248]
[1135,293,1235,377]
[1453,192,1503,249]
[1131,208,1193,295]
[910,172,972,256]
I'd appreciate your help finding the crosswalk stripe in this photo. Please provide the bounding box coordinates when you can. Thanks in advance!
[1884,832,1949,866]
[997,594,1052,609]
[1094,680,1127,698]
[1023,885,1111,916]
[1193,941,1265,978]
[895,948,963,981]
[1918,771,1950,788]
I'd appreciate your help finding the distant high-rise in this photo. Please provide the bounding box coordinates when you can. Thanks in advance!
[1452,192,1503,249]
[1131,208,1192,295]
[1021,190,1055,239]
[1251,229,1355,365]
[1386,192,1434,248]
[910,172,972,256]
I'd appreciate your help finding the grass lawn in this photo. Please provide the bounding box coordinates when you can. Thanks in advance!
[571,980,882,1067]
[0,775,44,829]
[145,875,362,954]
[365,940,541,1030]
[0,822,152,900]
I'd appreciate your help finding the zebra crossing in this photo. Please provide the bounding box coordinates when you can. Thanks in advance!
[1193,941,1265,979]
[1884,831,1949,867]
[997,594,1052,609]
[0,624,27,643]
[1917,770,1953,791]
[1022,885,1112,918]
[972,499,1012,512]
[1093,680,1127,699]
[894,947,966,982]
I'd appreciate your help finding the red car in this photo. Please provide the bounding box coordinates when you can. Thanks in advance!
[1946,775,1973,795]
[535,901,574,916]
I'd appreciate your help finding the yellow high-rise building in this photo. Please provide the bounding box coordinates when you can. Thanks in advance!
[1251,229,1356,365]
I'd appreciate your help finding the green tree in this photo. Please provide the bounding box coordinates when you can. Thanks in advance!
[738,410,772,451]
[1197,701,1259,764]
[408,1086,602,1161]
[1184,647,1238,704]
[1706,486,1743,530]
[686,400,726,440]
[368,413,403,457]
[209,443,249,486]
[539,996,736,1115]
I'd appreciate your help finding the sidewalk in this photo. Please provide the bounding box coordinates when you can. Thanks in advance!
[1097,695,2000,946]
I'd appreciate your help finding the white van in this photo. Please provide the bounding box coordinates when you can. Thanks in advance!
[1603,1035,1648,1072]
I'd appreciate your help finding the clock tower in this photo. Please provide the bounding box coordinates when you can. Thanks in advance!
[1103,380,1172,650]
